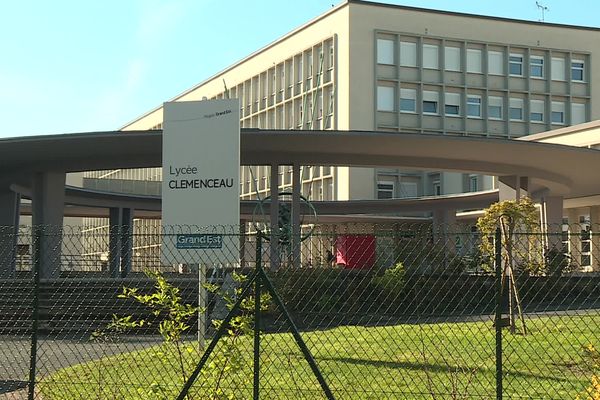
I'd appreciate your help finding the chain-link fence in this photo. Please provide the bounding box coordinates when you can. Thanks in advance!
[1,223,600,399]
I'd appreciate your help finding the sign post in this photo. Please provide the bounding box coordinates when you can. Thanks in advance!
[162,99,240,345]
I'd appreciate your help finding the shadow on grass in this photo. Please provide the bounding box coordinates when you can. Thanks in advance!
[0,380,27,394]
[318,356,574,383]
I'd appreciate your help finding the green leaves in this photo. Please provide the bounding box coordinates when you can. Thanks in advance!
[93,270,271,399]
[476,197,542,275]
[372,262,406,303]
[477,197,539,239]
[112,271,199,344]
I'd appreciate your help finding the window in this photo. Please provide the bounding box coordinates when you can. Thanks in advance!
[551,57,565,81]
[551,102,565,125]
[432,180,441,196]
[317,47,324,81]
[488,96,503,119]
[571,103,586,124]
[467,95,482,118]
[306,53,313,88]
[286,63,293,90]
[278,66,285,92]
[444,92,460,116]
[509,98,524,121]
[423,91,439,114]
[423,44,439,69]
[530,56,544,78]
[582,254,591,266]
[469,175,478,192]
[297,57,303,83]
[466,49,482,73]
[377,181,395,199]
[530,100,545,122]
[399,182,418,198]
[326,87,334,119]
[317,90,323,119]
[445,46,461,71]
[582,240,591,253]
[400,88,416,113]
[488,51,504,75]
[400,42,417,67]
[572,60,585,81]
[509,54,523,76]
[377,39,394,65]
[377,85,395,112]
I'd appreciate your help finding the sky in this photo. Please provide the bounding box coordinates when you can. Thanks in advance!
[1,0,598,138]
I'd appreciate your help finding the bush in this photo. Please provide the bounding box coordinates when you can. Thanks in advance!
[269,268,380,325]
[580,344,600,400]
[546,248,572,276]
[371,262,406,303]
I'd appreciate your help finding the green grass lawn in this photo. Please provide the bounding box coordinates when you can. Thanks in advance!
[38,314,598,399]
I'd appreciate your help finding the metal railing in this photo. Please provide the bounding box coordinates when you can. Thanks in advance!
[0,223,599,399]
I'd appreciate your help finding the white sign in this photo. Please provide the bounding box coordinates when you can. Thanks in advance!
[161,100,240,264]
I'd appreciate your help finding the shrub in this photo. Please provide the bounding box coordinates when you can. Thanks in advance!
[579,344,600,400]
[580,375,600,400]
[93,271,271,400]
[546,248,572,276]
[371,262,406,303]
[270,268,377,323]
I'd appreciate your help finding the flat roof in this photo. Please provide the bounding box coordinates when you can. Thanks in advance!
[349,0,600,31]
[519,120,600,142]
[3,129,600,199]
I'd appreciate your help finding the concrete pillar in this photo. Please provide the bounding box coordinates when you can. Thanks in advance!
[542,196,564,252]
[589,206,600,272]
[109,207,133,278]
[269,164,280,270]
[432,208,456,247]
[498,181,517,202]
[32,172,66,279]
[432,208,456,272]
[498,175,529,201]
[567,208,582,270]
[120,208,133,278]
[0,190,20,278]
[109,207,122,278]
[519,176,529,199]
[291,164,301,268]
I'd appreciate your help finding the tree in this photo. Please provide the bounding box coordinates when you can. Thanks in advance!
[477,197,540,335]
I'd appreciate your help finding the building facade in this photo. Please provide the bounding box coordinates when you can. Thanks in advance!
[81,0,600,260]
[110,1,599,197]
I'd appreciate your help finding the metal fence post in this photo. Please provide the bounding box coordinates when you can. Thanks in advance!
[253,233,262,400]
[28,226,42,400]
[495,227,503,400]
[198,263,206,349]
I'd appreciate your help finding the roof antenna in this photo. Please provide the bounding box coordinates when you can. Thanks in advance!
[536,1,548,22]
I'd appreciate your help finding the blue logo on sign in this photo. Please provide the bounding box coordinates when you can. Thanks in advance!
[176,234,223,249]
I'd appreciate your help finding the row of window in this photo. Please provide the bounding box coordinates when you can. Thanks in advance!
[376,39,587,82]
[377,175,480,200]
[83,167,162,182]
[377,86,586,124]
[377,181,419,199]
[212,38,335,118]
[238,86,335,130]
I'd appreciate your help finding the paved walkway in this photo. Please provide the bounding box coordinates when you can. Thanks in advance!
[0,334,162,397]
